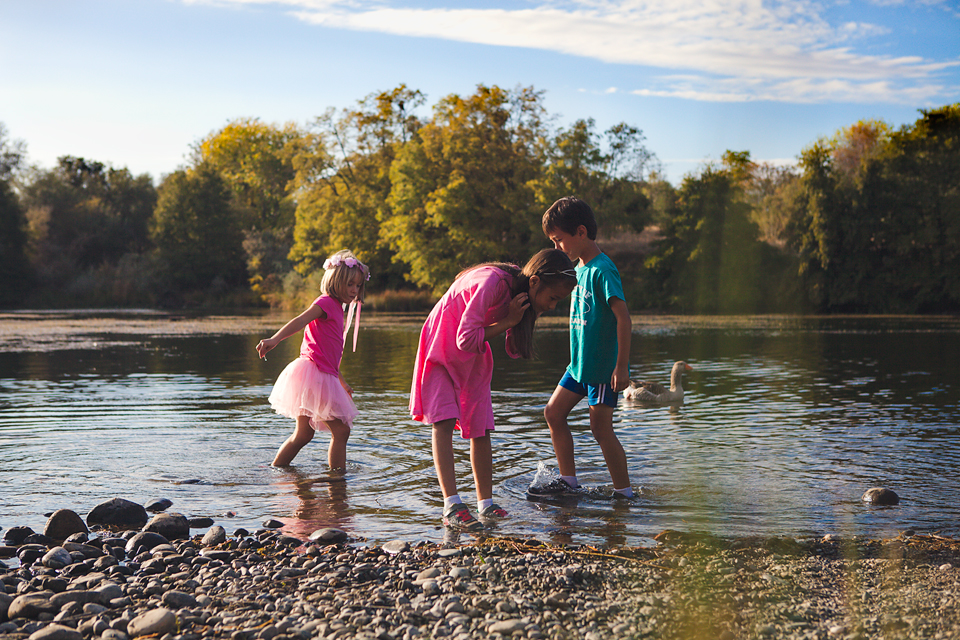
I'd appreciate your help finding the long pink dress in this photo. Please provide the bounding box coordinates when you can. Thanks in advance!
[410,266,519,439]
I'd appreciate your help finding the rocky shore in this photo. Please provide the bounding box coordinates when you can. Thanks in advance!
[2,500,959,640]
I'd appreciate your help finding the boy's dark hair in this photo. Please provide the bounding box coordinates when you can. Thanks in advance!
[542,196,598,240]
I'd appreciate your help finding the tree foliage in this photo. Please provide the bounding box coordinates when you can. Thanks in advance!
[21,156,156,287]
[786,106,960,312]
[151,163,246,293]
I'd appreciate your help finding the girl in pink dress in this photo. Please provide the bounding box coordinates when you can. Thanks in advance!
[257,250,369,469]
[411,248,577,530]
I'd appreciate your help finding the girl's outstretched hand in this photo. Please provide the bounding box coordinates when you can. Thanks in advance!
[506,292,531,327]
[256,338,278,360]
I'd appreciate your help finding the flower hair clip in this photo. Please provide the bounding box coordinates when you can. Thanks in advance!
[324,255,371,280]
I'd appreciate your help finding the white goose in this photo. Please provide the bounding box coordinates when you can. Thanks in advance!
[623,361,693,403]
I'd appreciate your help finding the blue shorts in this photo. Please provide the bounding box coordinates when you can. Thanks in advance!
[558,371,618,408]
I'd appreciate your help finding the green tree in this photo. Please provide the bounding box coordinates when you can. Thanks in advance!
[382,84,546,293]
[151,163,246,293]
[21,156,156,287]
[646,153,783,313]
[786,107,959,311]
[0,179,31,305]
[532,118,654,234]
[289,85,425,292]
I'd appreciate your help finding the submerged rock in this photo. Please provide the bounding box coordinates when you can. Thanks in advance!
[144,498,173,513]
[862,487,900,506]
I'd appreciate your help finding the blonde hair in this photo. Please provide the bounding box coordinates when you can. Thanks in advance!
[320,250,369,304]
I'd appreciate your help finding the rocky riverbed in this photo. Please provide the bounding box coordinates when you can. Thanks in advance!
[1,504,959,640]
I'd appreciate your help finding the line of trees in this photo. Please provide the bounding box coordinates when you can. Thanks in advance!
[1,89,957,313]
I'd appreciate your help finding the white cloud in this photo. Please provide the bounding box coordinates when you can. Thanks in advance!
[187,0,959,104]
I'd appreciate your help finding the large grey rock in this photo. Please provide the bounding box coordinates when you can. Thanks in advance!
[0,592,12,620]
[382,540,410,555]
[43,510,88,542]
[86,498,148,529]
[142,513,190,540]
[49,590,102,610]
[61,542,103,559]
[127,608,177,638]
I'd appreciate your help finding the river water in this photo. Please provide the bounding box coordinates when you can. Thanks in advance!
[1,311,957,549]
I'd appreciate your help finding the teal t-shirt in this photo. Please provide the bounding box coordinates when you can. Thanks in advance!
[567,252,626,385]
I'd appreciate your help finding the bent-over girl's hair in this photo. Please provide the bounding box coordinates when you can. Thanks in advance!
[458,248,576,359]
[321,249,370,304]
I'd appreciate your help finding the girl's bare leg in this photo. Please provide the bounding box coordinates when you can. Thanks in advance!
[325,419,351,471]
[470,433,493,503]
[273,415,315,467]
[544,386,583,478]
[431,419,459,498]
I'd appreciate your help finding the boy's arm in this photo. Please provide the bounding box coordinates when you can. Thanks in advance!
[609,297,631,392]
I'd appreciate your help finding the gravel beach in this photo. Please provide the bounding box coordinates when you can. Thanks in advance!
[2,505,960,640]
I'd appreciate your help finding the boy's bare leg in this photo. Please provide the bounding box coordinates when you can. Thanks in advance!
[588,404,631,490]
[544,386,584,478]
[470,433,493,502]
[431,419,460,498]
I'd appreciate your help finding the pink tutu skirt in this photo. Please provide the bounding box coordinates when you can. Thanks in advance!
[268,357,357,431]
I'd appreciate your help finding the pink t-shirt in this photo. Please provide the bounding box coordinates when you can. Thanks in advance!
[300,294,345,376]
[409,266,519,437]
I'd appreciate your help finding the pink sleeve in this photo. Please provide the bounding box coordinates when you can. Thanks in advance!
[455,272,507,354]
[504,328,520,359]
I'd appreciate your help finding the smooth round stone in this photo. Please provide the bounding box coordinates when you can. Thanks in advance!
[144,498,173,513]
[449,566,471,579]
[438,548,461,558]
[489,619,526,635]
[862,487,900,506]
[161,590,198,609]
[2,526,35,546]
[201,526,227,547]
[124,532,169,555]
[43,510,89,542]
[127,608,177,638]
[9,592,57,619]
[308,528,347,545]
[199,548,232,561]
[62,542,104,559]
[382,540,410,555]
[188,517,215,529]
[417,567,442,581]
[86,498,148,529]
[41,547,73,570]
[421,580,441,597]
[262,519,284,529]
[26,623,83,640]
[143,513,190,540]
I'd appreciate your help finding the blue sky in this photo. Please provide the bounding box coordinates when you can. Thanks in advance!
[1,0,957,184]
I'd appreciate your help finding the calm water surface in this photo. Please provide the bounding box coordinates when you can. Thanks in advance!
[1,311,958,550]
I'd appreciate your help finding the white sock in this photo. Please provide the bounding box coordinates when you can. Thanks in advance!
[443,495,463,511]
[478,498,493,512]
[561,475,579,488]
[614,486,634,498]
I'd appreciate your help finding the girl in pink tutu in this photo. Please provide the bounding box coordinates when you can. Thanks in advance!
[411,248,577,530]
[257,250,369,468]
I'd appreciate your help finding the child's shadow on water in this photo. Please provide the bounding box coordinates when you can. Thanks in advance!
[272,469,354,539]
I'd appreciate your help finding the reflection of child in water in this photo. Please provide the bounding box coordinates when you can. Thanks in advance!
[273,471,352,540]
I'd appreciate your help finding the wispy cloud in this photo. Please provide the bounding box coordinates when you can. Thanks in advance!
[187,0,959,104]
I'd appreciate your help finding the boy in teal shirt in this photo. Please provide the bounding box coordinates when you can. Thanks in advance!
[530,196,634,498]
